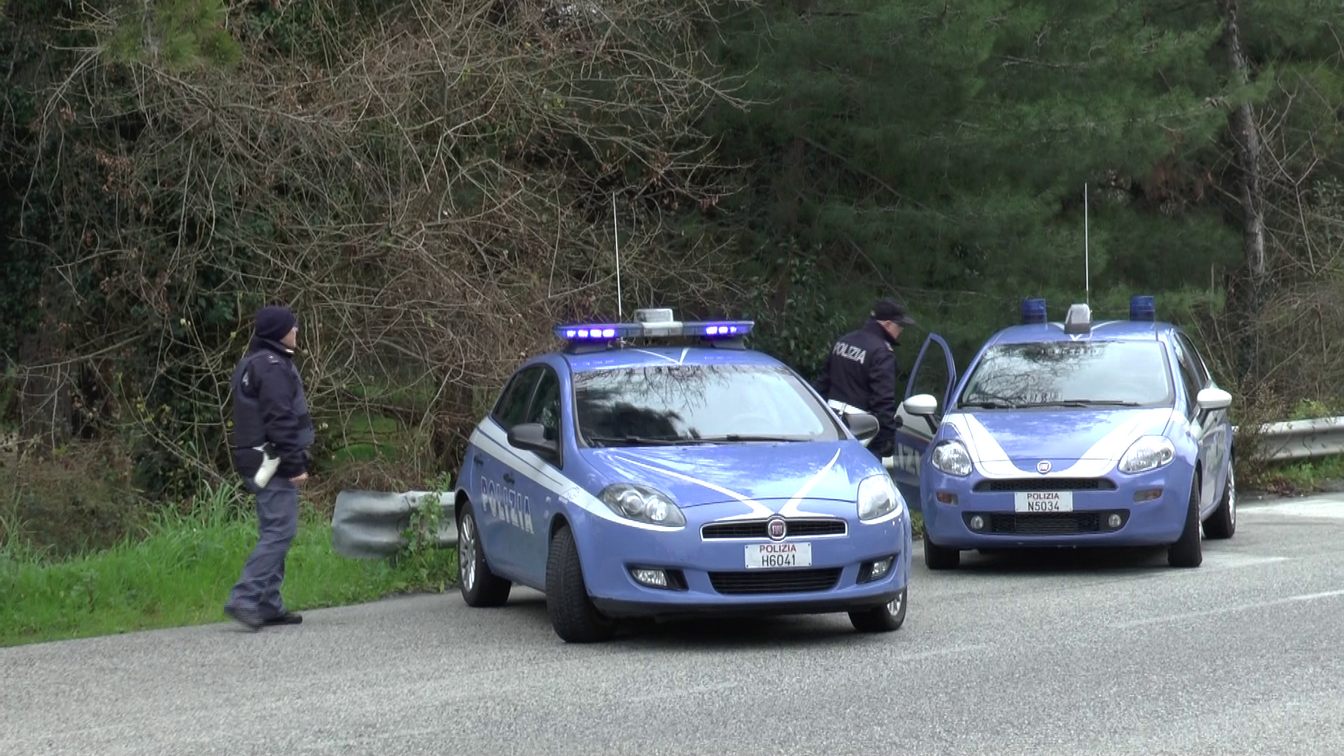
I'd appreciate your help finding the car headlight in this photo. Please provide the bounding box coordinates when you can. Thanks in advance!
[599,484,686,527]
[858,474,905,521]
[931,440,973,477]
[1119,436,1176,474]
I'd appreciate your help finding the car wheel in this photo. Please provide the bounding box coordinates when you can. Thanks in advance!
[1167,479,1204,568]
[849,586,908,633]
[457,501,512,607]
[923,527,960,570]
[1203,464,1237,540]
[545,525,615,643]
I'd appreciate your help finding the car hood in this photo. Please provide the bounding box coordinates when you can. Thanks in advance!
[581,442,882,509]
[942,407,1177,468]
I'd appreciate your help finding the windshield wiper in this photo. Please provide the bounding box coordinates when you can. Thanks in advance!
[1017,400,1142,408]
[959,400,1018,409]
[586,434,703,447]
[694,434,807,443]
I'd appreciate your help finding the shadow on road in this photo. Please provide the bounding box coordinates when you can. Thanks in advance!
[502,591,899,649]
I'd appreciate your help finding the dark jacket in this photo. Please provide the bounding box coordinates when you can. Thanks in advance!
[816,320,900,456]
[229,338,315,480]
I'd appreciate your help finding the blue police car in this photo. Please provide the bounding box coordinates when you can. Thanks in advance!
[452,308,913,642]
[889,296,1235,569]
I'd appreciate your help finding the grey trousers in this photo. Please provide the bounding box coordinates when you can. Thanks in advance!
[227,477,299,618]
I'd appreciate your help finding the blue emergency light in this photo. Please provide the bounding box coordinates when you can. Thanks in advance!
[1129,295,1155,322]
[554,308,754,343]
[1021,298,1048,324]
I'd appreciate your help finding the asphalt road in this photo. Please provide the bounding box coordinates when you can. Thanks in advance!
[5,494,1344,755]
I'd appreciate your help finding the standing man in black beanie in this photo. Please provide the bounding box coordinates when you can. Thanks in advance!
[224,304,315,630]
[816,297,917,460]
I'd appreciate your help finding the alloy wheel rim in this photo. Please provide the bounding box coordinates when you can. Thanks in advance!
[460,513,477,591]
[887,590,904,616]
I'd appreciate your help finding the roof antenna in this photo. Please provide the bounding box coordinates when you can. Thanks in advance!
[612,192,623,320]
[1084,182,1090,306]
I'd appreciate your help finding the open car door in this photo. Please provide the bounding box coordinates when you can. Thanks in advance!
[888,333,958,507]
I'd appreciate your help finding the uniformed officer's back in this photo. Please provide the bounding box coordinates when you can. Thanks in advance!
[816,298,916,458]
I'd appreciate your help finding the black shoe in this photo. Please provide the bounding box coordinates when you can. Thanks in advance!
[224,605,264,631]
[263,611,303,626]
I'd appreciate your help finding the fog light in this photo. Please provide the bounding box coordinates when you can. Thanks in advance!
[1107,514,1123,529]
[1133,488,1163,502]
[870,556,894,580]
[631,568,668,588]
[936,490,958,505]
[969,515,985,531]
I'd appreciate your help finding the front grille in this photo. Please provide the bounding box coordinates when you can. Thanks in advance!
[709,568,842,595]
[985,513,1104,535]
[975,478,1116,492]
[701,518,847,540]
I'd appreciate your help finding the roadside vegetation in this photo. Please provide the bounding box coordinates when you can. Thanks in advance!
[0,482,456,647]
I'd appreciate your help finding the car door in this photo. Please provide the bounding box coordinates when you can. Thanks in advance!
[509,365,566,586]
[478,365,543,578]
[1176,333,1231,511]
[891,333,958,504]
[1171,336,1222,513]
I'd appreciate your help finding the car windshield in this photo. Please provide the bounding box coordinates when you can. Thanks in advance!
[573,363,842,446]
[958,341,1173,409]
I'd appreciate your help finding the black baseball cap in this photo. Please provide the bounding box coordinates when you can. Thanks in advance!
[871,298,916,326]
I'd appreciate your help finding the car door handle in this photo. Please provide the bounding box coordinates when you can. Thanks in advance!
[502,473,516,485]
[473,456,484,467]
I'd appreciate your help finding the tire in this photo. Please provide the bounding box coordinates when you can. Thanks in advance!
[1167,479,1204,568]
[849,586,908,633]
[457,501,512,607]
[545,525,614,643]
[1203,464,1237,540]
[923,527,960,570]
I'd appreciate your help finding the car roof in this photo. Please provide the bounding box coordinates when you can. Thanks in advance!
[986,319,1174,346]
[561,345,786,373]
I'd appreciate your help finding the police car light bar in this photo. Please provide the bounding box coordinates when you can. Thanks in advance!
[1021,298,1048,324]
[1130,295,1156,322]
[554,324,644,341]
[554,313,754,343]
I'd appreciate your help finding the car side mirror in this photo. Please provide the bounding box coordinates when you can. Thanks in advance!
[1196,388,1232,412]
[903,394,938,417]
[843,412,880,442]
[507,422,558,458]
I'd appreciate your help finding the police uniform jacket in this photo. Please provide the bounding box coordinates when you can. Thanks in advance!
[816,320,900,454]
[229,338,316,480]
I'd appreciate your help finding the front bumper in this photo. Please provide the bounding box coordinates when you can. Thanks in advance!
[566,500,912,619]
[921,463,1194,549]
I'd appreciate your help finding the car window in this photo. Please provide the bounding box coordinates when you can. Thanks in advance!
[492,366,542,431]
[525,368,563,442]
[573,363,842,446]
[958,341,1173,408]
[1176,332,1211,385]
[1171,339,1204,412]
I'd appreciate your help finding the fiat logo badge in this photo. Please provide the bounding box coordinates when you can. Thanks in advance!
[1036,460,1052,474]
[767,517,787,541]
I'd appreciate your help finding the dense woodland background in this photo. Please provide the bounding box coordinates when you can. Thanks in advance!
[2,0,1342,553]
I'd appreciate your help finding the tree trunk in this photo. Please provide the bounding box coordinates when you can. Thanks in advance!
[17,332,72,451]
[1220,0,1266,280]
[1219,0,1267,383]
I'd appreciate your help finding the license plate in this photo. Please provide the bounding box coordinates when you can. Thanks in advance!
[1014,491,1074,513]
[745,542,812,569]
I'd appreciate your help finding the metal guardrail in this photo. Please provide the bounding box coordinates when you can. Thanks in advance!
[332,490,456,559]
[331,416,1344,558]
[1241,416,1344,462]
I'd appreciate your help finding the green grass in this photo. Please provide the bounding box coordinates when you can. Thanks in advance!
[0,483,456,647]
[1257,454,1344,494]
